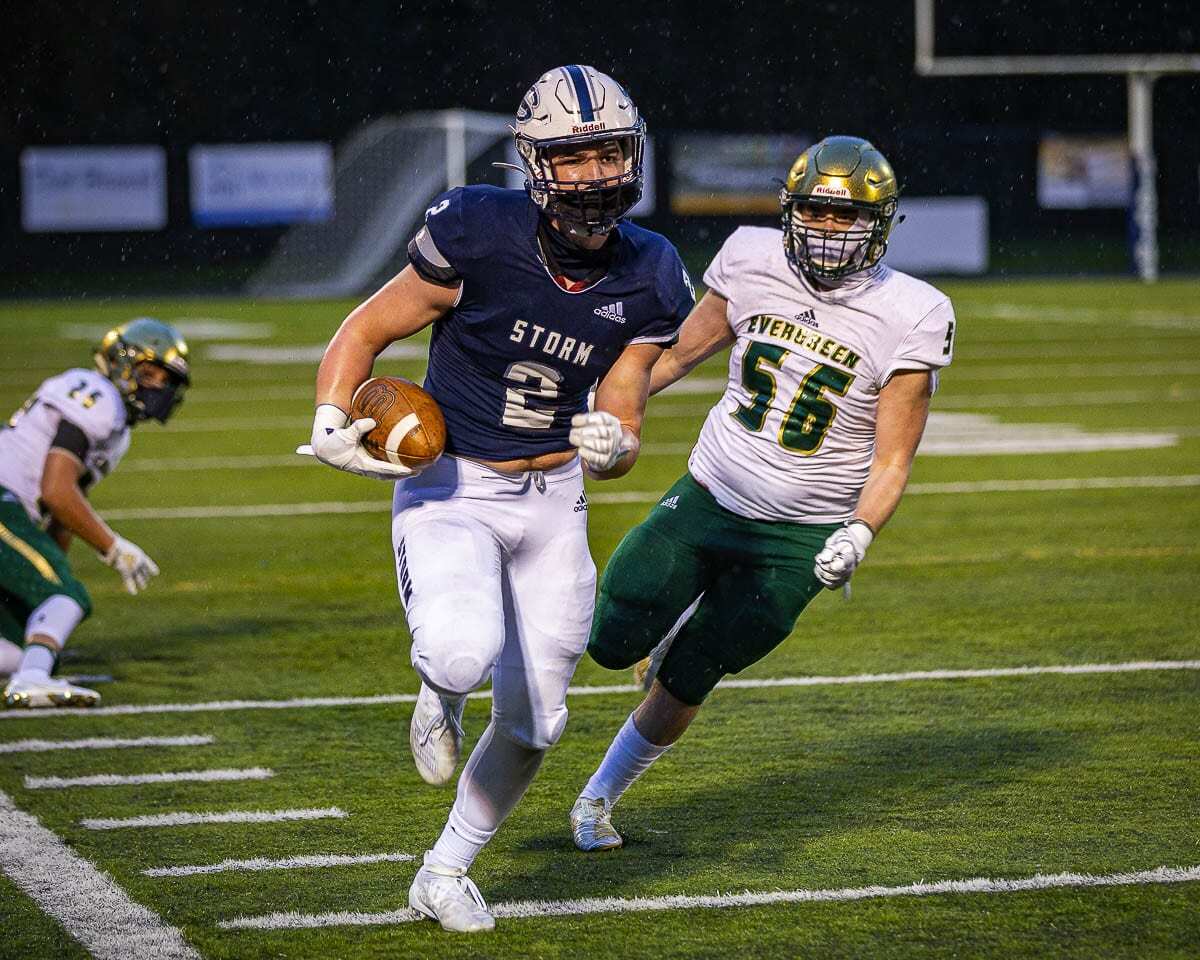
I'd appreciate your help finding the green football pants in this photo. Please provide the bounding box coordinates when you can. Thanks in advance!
[0,488,92,641]
[589,472,839,705]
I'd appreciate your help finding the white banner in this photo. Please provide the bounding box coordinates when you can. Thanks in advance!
[884,197,989,275]
[1038,135,1131,209]
[21,147,167,233]
[190,143,334,227]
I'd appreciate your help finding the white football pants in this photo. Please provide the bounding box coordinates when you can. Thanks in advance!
[391,455,596,750]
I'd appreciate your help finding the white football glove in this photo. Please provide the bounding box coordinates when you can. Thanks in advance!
[101,535,159,595]
[814,520,875,590]
[297,404,415,481]
[569,411,632,473]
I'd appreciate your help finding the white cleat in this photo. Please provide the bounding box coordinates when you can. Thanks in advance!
[570,796,623,852]
[408,859,495,933]
[409,684,465,786]
[4,675,100,709]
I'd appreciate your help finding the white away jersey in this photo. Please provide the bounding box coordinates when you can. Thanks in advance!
[688,226,955,523]
[0,369,131,522]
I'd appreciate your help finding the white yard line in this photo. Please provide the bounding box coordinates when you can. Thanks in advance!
[0,735,213,753]
[82,807,347,831]
[218,863,1200,930]
[94,474,1200,522]
[144,851,416,878]
[0,790,201,959]
[25,767,273,790]
[207,343,426,364]
[1,660,1195,722]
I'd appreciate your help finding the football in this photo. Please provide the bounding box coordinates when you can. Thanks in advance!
[349,376,446,469]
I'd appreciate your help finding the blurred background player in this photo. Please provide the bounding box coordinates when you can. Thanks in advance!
[568,136,957,851]
[305,65,693,931]
[0,318,190,708]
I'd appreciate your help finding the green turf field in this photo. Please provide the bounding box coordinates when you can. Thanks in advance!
[0,279,1197,959]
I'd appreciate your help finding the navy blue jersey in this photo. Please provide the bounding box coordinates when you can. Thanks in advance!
[413,186,694,460]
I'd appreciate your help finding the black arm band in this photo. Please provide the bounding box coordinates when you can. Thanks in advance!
[50,419,90,461]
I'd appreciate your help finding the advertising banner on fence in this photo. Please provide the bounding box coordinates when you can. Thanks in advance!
[670,133,811,215]
[190,143,334,227]
[21,146,167,232]
[884,196,988,275]
[1037,135,1131,209]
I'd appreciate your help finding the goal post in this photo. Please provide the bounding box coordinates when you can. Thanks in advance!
[913,0,1200,282]
[248,109,511,300]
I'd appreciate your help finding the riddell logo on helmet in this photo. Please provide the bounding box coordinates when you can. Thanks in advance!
[812,183,852,198]
[571,122,608,133]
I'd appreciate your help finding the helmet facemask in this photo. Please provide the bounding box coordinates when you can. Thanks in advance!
[782,194,896,282]
[517,130,644,236]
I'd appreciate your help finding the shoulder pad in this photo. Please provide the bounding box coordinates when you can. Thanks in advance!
[41,369,127,441]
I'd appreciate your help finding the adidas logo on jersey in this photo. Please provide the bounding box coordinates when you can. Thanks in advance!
[795,308,818,329]
[573,493,589,513]
[594,301,626,323]
[659,495,679,510]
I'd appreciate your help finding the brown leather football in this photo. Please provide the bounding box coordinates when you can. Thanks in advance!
[350,377,446,469]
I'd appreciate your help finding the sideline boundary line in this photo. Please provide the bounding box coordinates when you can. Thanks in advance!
[219,863,1200,929]
[0,790,200,958]
[2,660,1196,721]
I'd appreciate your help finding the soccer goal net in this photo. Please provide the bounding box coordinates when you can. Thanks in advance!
[247,110,512,300]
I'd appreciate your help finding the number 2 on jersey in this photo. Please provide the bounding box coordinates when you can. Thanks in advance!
[502,361,562,429]
[731,341,854,455]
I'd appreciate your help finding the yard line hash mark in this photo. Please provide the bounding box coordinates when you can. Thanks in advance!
[0,790,200,959]
[218,864,1200,929]
[0,735,213,753]
[90,475,1200,522]
[1,660,1195,721]
[145,851,416,878]
[25,767,273,790]
[82,807,347,831]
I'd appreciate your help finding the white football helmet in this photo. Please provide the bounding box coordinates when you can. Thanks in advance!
[513,65,645,235]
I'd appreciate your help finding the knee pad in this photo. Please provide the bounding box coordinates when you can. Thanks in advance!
[24,595,86,650]
[410,592,503,695]
[494,703,568,752]
[587,594,656,670]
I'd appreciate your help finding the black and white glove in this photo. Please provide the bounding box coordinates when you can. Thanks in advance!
[102,535,159,595]
[814,520,874,589]
[297,404,414,481]
[569,411,631,473]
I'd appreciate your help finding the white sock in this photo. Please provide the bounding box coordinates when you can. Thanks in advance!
[14,643,56,681]
[0,638,22,675]
[581,713,671,807]
[428,721,544,873]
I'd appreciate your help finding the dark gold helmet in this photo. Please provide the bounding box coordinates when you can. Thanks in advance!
[94,318,191,423]
[780,136,899,282]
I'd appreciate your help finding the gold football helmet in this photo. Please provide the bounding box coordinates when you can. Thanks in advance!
[780,136,899,282]
[94,318,191,423]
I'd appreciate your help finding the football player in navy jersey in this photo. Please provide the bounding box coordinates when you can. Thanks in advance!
[305,65,694,932]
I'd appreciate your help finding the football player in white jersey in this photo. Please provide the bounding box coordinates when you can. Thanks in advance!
[0,319,189,708]
[568,136,957,851]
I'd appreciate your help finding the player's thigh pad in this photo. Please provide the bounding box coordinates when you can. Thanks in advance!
[657,529,835,705]
[589,508,711,671]
[0,501,91,619]
[393,509,504,696]
[490,477,596,750]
